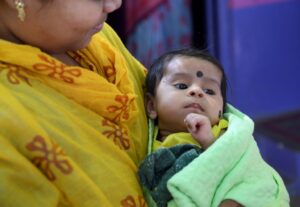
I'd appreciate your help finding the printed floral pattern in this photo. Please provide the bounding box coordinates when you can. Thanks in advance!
[107,95,132,122]
[103,65,116,83]
[33,54,81,83]
[102,119,130,150]
[68,52,94,71]
[0,62,31,85]
[121,195,146,207]
[26,135,73,181]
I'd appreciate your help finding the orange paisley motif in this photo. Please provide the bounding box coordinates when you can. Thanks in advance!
[33,54,81,83]
[121,195,146,207]
[103,64,116,83]
[68,52,94,71]
[0,62,31,85]
[26,135,73,181]
[102,119,130,150]
[107,95,132,122]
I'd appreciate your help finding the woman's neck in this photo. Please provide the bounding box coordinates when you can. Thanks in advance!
[0,24,23,44]
[51,53,80,66]
[0,25,79,67]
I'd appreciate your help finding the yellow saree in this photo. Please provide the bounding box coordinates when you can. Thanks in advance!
[0,24,148,206]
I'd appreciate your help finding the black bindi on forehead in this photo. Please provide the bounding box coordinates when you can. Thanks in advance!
[196,70,203,78]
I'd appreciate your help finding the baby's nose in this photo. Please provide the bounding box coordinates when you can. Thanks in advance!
[188,87,203,97]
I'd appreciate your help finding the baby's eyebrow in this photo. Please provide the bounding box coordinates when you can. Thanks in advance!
[164,72,191,83]
[202,76,221,87]
[168,72,191,79]
[166,71,221,87]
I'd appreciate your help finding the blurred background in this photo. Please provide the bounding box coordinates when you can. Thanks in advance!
[107,0,300,205]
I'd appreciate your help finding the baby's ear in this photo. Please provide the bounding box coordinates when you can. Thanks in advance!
[145,93,157,119]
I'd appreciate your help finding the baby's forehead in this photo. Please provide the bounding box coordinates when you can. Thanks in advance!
[164,56,221,77]
[167,55,215,68]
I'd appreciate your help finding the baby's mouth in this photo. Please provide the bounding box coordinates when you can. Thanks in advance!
[184,103,204,112]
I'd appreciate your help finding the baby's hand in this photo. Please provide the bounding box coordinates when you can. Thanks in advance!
[184,113,214,149]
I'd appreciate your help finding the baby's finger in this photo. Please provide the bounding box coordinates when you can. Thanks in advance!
[184,117,197,132]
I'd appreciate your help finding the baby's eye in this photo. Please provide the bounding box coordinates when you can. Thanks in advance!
[203,88,216,95]
[174,83,188,90]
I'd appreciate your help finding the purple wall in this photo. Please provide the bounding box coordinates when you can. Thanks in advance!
[206,0,300,119]
[205,0,300,203]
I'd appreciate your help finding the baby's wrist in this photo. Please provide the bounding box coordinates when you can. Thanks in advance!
[201,136,215,149]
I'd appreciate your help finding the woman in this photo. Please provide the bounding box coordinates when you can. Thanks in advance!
[0,0,148,206]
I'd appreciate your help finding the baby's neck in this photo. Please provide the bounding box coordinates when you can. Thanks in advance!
[158,129,186,142]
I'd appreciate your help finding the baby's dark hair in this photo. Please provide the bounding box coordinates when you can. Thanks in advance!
[146,48,227,111]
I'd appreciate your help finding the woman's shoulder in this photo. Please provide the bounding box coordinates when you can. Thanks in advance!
[93,23,147,97]
[98,23,122,47]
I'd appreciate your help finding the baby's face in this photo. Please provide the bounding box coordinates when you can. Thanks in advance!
[153,56,224,134]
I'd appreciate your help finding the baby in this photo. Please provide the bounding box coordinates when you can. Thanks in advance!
[145,48,227,150]
[139,48,239,207]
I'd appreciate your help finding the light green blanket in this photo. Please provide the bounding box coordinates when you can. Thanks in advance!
[163,105,290,207]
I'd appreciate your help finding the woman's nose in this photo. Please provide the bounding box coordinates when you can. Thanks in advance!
[188,87,204,98]
[104,0,122,13]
